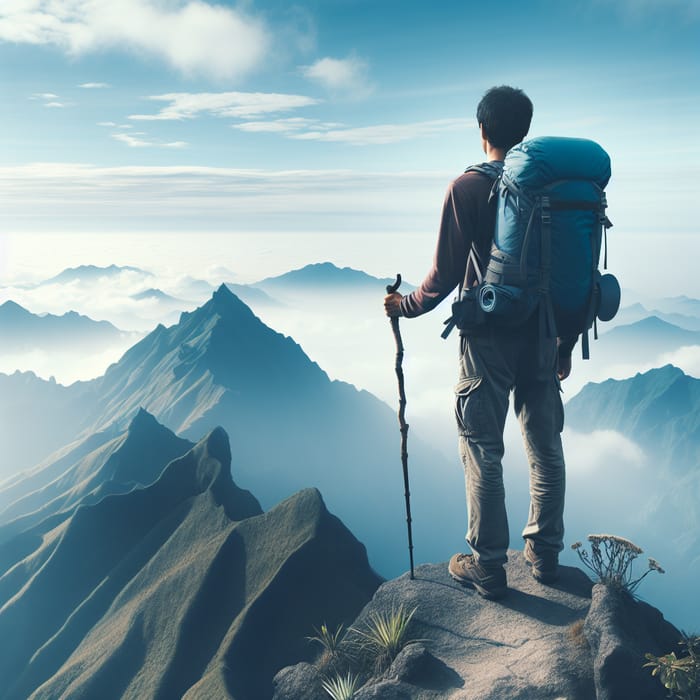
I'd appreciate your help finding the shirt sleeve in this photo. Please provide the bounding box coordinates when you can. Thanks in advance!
[399,180,473,318]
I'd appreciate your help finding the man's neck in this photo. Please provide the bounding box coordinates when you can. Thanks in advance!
[485,143,507,162]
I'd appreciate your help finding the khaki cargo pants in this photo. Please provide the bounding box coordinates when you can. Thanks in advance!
[455,318,565,566]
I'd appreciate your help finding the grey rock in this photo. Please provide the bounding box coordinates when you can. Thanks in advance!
[271,662,324,700]
[584,584,681,700]
[275,549,681,699]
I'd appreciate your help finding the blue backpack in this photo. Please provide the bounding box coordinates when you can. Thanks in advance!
[445,136,620,359]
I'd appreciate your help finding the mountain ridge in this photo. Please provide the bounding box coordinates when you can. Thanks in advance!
[0,426,381,700]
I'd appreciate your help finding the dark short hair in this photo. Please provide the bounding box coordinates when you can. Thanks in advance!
[476,86,533,151]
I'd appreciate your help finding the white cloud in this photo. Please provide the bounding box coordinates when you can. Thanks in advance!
[656,345,700,378]
[563,428,646,474]
[233,117,341,134]
[98,121,117,127]
[129,91,320,121]
[233,116,474,146]
[111,133,187,149]
[0,162,448,234]
[79,82,110,89]
[291,118,474,146]
[301,55,373,96]
[30,92,70,108]
[0,1,270,81]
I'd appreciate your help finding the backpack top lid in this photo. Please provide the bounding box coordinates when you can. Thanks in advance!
[504,136,611,190]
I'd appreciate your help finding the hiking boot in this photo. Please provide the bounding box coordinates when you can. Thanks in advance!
[448,553,507,600]
[523,540,559,584]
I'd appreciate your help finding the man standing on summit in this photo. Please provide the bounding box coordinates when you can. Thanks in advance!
[384,86,576,600]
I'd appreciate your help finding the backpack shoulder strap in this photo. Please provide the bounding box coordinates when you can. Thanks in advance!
[441,162,504,340]
[462,161,503,287]
[464,161,504,181]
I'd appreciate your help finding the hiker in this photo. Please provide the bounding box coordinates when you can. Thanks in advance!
[384,86,576,599]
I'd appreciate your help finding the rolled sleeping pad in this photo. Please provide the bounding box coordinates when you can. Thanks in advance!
[478,284,527,317]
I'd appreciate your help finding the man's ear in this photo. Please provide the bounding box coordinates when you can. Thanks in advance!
[479,123,487,140]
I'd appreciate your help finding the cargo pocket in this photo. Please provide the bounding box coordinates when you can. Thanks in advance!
[455,376,484,437]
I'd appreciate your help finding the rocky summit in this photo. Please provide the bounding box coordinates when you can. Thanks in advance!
[273,550,681,700]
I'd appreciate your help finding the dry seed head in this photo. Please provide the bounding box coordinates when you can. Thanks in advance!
[648,558,665,574]
[587,534,643,554]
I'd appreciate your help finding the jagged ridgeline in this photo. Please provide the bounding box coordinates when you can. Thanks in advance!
[0,420,381,699]
[0,285,464,576]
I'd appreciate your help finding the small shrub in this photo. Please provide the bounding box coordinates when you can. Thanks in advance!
[307,623,351,671]
[351,604,419,671]
[644,634,700,700]
[571,534,664,594]
[321,671,360,700]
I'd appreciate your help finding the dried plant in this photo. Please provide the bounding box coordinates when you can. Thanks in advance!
[571,534,664,594]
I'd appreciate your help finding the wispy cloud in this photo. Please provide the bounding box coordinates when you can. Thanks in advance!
[129,91,320,121]
[0,1,270,81]
[30,92,68,108]
[301,55,373,97]
[233,117,474,146]
[233,117,343,134]
[79,82,110,89]
[292,118,473,145]
[111,133,187,149]
[0,162,448,233]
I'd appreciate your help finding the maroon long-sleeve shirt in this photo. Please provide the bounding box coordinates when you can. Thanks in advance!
[399,164,577,357]
[399,165,498,318]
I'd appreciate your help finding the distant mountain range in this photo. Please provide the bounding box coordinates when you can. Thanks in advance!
[565,364,700,629]
[0,371,97,477]
[0,285,463,576]
[253,261,406,294]
[42,264,152,286]
[0,421,381,699]
[613,302,700,332]
[581,315,700,372]
[566,364,700,469]
[0,300,126,352]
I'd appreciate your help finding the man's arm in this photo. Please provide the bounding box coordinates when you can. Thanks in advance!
[384,180,474,319]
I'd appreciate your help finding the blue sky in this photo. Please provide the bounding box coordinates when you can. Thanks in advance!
[0,0,699,287]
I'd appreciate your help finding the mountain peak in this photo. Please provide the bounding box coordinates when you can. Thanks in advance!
[254,262,402,291]
[0,300,30,317]
[207,283,256,318]
[200,425,231,467]
[128,407,162,433]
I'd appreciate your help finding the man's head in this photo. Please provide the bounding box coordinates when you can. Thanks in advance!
[476,86,533,152]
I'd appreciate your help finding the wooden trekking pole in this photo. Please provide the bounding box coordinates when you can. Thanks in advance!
[386,274,415,580]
